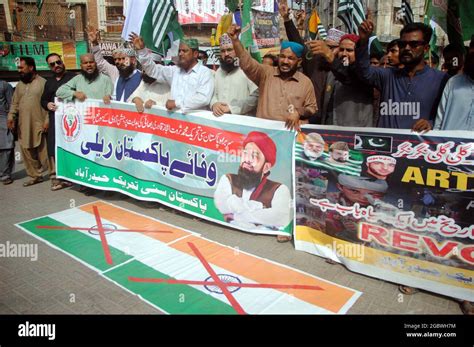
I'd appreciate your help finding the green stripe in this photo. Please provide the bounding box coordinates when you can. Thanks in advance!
[105,260,237,314]
[20,217,236,314]
[20,217,133,271]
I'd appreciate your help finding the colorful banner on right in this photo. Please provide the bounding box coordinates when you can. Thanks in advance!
[295,125,474,301]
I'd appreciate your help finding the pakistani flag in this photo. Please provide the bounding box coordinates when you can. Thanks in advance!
[425,0,474,51]
[121,0,184,56]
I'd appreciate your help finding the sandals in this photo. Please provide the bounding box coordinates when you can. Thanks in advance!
[277,235,292,243]
[23,177,43,187]
[2,178,13,185]
[51,180,73,191]
[460,301,474,315]
[398,285,420,295]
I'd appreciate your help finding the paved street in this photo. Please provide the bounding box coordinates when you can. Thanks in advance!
[0,151,464,315]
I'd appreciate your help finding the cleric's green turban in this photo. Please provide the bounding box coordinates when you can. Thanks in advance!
[181,38,199,50]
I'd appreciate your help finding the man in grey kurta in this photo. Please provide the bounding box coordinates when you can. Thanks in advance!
[56,54,114,102]
[0,79,14,184]
[7,57,50,186]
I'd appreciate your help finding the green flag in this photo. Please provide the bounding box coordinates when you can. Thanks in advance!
[425,0,474,51]
[241,0,262,63]
[36,0,44,16]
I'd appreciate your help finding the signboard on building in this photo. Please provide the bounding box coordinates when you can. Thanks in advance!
[0,41,88,71]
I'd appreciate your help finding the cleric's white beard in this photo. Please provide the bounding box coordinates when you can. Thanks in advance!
[304,148,322,160]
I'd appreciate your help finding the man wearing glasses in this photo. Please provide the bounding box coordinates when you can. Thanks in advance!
[355,19,449,132]
[40,54,76,191]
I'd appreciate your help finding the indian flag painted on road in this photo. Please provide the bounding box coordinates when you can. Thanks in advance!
[17,201,361,314]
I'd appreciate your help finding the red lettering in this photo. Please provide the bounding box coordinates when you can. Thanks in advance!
[393,230,420,252]
[359,223,389,245]
[422,237,458,258]
[461,247,474,264]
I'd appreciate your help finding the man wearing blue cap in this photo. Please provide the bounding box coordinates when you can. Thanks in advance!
[227,25,317,130]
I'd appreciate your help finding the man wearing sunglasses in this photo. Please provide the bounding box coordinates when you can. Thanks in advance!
[355,15,449,132]
[40,54,76,191]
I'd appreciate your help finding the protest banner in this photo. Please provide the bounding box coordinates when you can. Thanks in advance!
[295,125,474,301]
[55,100,295,237]
[253,10,280,49]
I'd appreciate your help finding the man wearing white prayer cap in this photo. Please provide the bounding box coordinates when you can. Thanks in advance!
[366,155,397,180]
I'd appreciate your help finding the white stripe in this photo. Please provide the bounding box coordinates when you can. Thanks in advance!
[48,208,340,314]
[152,1,173,47]
[121,0,150,41]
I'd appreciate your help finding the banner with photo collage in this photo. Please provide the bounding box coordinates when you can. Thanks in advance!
[295,125,474,301]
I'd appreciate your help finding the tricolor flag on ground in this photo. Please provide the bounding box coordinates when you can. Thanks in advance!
[121,0,184,55]
[337,0,365,35]
[17,201,361,314]
[308,8,327,40]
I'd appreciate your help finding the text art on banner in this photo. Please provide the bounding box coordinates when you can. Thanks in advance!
[295,125,474,301]
[55,100,295,236]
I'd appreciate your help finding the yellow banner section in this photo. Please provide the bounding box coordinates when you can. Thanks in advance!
[297,225,474,290]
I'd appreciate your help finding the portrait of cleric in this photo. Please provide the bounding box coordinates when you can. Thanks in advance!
[324,174,389,242]
[213,131,291,231]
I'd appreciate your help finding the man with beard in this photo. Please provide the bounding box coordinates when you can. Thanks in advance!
[88,27,141,102]
[7,57,50,187]
[279,0,342,124]
[434,49,474,131]
[366,155,397,180]
[303,132,325,160]
[41,53,76,191]
[130,33,214,113]
[214,131,292,241]
[0,79,13,185]
[328,142,349,165]
[56,54,113,102]
[210,34,258,117]
[356,20,449,131]
[227,25,316,130]
[309,34,374,127]
[127,71,171,112]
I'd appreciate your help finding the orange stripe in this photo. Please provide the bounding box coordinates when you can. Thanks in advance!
[79,201,191,243]
[170,236,356,313]
[80,202,357,312]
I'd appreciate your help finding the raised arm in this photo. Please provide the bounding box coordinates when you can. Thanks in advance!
[88,26,119,83]
[280,0,304,45]
[130,32,174,86]
[228,25,268,86]
[354,12,389,90]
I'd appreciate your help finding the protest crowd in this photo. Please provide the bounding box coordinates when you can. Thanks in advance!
[1,0,473,315]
